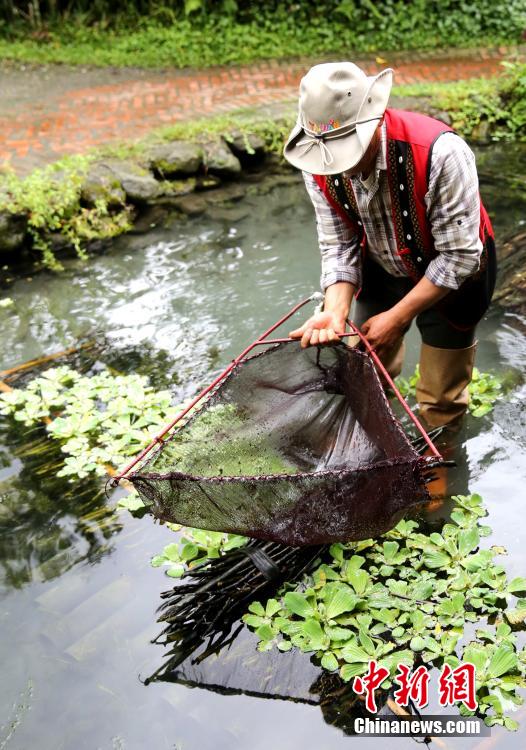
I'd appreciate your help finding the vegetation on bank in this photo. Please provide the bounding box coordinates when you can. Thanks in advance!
[0,1,524,68]
[1,60,526,271]
[0,113,293,270]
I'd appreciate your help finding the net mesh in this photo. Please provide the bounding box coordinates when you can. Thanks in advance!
[131,343,431,545]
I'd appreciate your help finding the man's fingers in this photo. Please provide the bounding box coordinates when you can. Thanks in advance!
[310,329,320,347]
[289,324,307,339]
[327,328,339,342]
[318,329,328,345]
[300,328,312,349]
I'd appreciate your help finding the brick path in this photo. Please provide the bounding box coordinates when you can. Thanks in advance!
[0,46,522,175]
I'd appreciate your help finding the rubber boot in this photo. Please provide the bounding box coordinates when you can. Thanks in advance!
[417,342,476,428]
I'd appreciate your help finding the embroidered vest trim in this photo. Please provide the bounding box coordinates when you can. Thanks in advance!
[313,109,496,329]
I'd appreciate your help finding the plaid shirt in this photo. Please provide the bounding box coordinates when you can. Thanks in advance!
[303,122,483,292]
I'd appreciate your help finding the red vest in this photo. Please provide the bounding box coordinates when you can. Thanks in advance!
[313,109,496,329]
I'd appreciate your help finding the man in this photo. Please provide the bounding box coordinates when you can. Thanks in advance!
[284,62,496,428]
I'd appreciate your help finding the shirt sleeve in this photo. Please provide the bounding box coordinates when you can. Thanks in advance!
[302,171,362,291]
[424,133,483,290]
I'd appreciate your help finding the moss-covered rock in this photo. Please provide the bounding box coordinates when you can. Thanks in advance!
[102,160,160,203]
[155,177,197,198]
[80,164,127,208]
[148,141,204,177]
[202,136,242,177]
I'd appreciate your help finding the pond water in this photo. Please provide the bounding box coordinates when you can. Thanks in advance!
[1,144,526,749]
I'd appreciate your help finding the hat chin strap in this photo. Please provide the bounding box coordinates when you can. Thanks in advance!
[296,115,382,169]
[297,134,335,168]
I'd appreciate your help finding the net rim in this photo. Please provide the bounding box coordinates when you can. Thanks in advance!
[130,454,433,484]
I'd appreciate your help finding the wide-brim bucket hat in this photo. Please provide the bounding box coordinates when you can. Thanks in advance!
[284,62,393,176]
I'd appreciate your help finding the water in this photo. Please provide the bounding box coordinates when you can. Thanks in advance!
[1,147,526,749]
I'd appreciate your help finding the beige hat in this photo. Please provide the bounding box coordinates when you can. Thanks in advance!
[284,62,393,175]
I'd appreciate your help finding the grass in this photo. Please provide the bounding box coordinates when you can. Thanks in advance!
[0,13,522,70]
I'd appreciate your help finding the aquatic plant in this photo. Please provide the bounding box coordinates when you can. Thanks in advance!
[0,365,179,478]
[0,366,299,484]
[243,493,526,730]
[396,365,504,417]
[151,527,248,578]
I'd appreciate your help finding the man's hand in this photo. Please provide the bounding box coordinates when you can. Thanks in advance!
[361,277,450,357]
[290,311,346,349]
[361,309,407,356]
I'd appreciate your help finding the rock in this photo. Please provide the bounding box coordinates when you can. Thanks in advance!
[205,182,246,204]
[227,131,266,167]
[80,163,127,208]
[155,178,197,198]
[206,205,250,223]
[39,231,75,256]
[103,160,161,203]
[130,204,172,234]
[202,136,242,178]
[0,209,28,253]
[493,230,526,312]
[147,141,204,177]
[171,195,208,216]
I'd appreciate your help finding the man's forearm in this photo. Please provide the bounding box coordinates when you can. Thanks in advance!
[324,281,355,330]
[391,276,449,327]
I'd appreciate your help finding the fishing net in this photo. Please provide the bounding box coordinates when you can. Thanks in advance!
[130,341,437,546]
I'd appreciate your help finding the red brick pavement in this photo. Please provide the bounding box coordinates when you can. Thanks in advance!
[0,46,521,175]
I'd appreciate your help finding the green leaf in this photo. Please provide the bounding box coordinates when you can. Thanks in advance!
[277,639,292,652]
[265,598,281,617]
[471,403,493,417]
[166,565,184,578]
[321,652,339,671]
[301,618,326,647]
[463,643,488,673]
[163,543,181,562]
[256,624,275,642]
[243,614,268,629]
[341,643,370,663]
[410,635,426,652]
[326,626,354,642]
[180,542,199,561]
[508,577,526,594]
[340,662,367,681]
[382,541,399,561]
[283,592,315,619]
[248,601,266,617]
[487,645,518,678]
[424,550,451,569]
[346,567,370,595]
[325,587,360,619]
[458,527,480,557]
[357,628,375,656]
